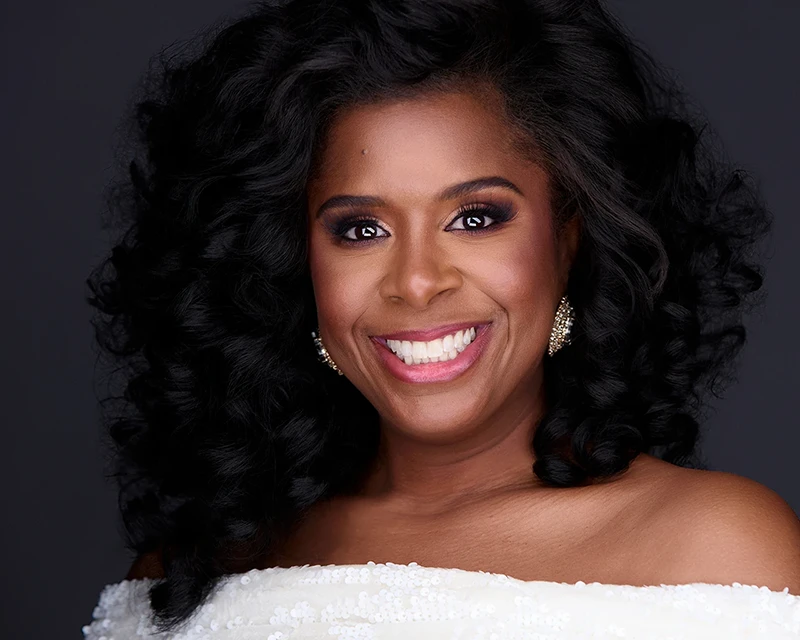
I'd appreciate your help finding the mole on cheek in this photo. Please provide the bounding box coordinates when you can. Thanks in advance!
[361,148,368,155]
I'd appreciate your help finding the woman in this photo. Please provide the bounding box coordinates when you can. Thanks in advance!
[83,0,800,637]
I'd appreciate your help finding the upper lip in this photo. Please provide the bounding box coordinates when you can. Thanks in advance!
[372,321,491,343]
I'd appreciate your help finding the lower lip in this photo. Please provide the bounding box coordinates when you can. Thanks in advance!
[370,324,493,384]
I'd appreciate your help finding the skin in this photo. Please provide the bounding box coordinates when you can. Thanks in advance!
[306,89,580,515]
[287,87,663,582]
[128,88,800,594]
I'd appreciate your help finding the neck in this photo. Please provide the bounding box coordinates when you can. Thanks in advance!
[358,371,547,516]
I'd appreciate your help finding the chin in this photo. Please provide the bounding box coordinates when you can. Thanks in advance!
[388,403,491,442]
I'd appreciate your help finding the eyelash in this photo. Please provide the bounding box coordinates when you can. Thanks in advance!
[325,201,516,245]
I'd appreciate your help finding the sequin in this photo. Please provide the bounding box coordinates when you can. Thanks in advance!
[82,561,800,639]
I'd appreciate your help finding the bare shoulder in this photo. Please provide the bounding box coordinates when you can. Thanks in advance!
[646,462,800,594]
[126,550,164,580]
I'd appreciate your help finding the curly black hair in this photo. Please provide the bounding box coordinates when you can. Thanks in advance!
[87,0,772,631]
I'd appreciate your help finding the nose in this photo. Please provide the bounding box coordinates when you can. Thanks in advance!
[378,236,463,309]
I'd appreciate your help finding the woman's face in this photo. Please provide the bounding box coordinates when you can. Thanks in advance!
[307,89,579,443]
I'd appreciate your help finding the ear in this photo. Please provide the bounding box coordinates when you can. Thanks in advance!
[557,214,581,290]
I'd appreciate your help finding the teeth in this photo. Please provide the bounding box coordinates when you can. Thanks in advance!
[442,334,454,352]
[385,327,479,366]
[427,338,443,358]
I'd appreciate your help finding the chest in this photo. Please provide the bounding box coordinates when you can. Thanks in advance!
[261,489,671,586]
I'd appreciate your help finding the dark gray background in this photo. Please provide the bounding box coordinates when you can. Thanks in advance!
[2,1,797,637]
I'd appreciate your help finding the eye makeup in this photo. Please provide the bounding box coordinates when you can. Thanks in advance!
[321,200,518,246]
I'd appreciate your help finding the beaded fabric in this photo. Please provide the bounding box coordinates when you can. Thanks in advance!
[83,561,800,639]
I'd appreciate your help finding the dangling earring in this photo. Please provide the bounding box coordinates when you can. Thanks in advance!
[311,329,344,375]
[548,295,575,356]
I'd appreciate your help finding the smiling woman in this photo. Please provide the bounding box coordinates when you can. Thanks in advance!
[83,0,800,638]
[308,92,577,396]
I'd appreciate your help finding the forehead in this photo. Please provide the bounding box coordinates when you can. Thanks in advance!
[309,90,532,200]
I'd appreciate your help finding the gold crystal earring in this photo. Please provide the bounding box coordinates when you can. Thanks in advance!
[311,329,344,375]
[548,295,575,356]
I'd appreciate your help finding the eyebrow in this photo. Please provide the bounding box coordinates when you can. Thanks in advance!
[314,176,524,218]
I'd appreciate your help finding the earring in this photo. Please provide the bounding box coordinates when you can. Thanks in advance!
[311,329,344,375]
[548,295,575,356]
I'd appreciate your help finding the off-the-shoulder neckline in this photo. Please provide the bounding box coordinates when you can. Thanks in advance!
[106,560,798,597]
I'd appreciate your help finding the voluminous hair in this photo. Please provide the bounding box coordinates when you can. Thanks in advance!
[88,0,771,630]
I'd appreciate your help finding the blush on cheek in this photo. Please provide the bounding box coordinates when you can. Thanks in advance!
[308,238,381,359]
[478,232,558,302]
[472,229,560,362]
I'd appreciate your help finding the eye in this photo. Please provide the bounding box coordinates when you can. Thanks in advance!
[446,202,515,233]
[343,220,389,242]
[327,215,390,244]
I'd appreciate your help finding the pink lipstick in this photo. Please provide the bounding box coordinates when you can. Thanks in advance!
[370,322,493,384]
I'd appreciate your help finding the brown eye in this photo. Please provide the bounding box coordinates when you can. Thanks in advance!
[446,202,515,233]
[343,222,388,241]
[324,212,391,245]
[462,214,491,230]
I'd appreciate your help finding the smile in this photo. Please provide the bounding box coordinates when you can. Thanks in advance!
[370,322,492,383]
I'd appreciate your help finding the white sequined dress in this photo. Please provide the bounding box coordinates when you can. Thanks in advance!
[83,561,800,639]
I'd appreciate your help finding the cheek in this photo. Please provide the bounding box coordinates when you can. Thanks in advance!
[308,235,374,339]
[473,231,559,312]
[466,225,560,364]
